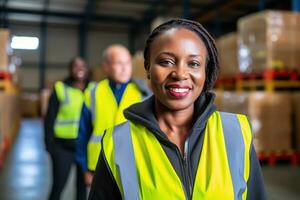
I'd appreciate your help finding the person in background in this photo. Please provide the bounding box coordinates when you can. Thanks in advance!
[45,57,92,200]
[89,19,266,200]
[76,44,151,186]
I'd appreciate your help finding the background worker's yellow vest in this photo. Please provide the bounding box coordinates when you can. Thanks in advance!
[103,111,252,200]
[86,79,142,171]
[54,81,87,139]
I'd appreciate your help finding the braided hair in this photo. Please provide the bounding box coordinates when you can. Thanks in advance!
[144,18,219,92]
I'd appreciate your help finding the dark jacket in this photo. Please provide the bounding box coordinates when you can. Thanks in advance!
[88,92,267,200]
[44,78,90,153]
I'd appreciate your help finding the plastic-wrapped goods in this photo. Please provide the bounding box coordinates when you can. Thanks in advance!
[292,93,300,151]
[132,51,147,81]
[0,92,4,152]
[213,90,224,111]
[248,92,292,153]
[0,29,10,71]
[1,93,20,140]
[21,93,40,118]
[216,32,239,77]
[238,11,300,73]
[219,91,249,116]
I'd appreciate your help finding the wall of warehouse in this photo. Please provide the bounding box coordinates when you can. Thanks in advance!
[8,22,129,91]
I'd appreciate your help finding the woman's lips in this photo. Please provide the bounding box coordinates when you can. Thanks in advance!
[166,84,191,98]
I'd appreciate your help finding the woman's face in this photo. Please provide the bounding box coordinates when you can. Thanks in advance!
[71,58,88,81]
[148,28,207,111]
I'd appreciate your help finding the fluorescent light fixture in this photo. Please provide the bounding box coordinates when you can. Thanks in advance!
[11,36,39,50]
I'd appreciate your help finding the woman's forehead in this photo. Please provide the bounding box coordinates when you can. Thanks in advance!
[150,28,207,56]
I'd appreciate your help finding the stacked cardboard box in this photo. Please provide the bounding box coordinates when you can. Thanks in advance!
[0,29,10,72]
[216,32,239,77]
[217,91,292,153]
[238,11,300,73]
[0,92,20,149]
[292,93,300,151]
[132,51,147,81]
[219,91,249,115]
[91,66,106,82]
[248,92,292,153]
[21,93,40,118]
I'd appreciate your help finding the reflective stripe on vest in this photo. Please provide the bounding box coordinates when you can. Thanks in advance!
[87,79,142,171]
[102,111,252,200]
[54,81,85,139]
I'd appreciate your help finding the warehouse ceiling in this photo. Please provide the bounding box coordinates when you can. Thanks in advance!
[0,0,292,36]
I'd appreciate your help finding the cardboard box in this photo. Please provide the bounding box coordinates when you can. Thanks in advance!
[132,51,147,81]
[0,92,20,141]
[248,92,292,153]
[238,11,300,73]
[0,29,10,71]
[292,93,300,151]
[219,91,249,115]
[216,32,239,76]
[21,92,40,118]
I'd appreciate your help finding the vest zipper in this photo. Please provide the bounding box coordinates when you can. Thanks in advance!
[174,136,192,200]
[183,137,192,200]
[155,131,193,199]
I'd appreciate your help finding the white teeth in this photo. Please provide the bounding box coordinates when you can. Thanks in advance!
[169,88,189,93]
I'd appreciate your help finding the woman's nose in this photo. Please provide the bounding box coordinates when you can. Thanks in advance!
[171,65,188,80]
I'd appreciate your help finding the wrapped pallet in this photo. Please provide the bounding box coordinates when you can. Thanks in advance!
[216,32,239,77]
[0,29,10,71]
[132,51,147,81]
[0,92,5,153]
[238,11,300,73]
[91,66,106,82]
[248,92,292,153]
[1,93,20,143]
[292,93,300,151]
[219,91,249,116]
[213,90,224,111]
[21,92,40,118]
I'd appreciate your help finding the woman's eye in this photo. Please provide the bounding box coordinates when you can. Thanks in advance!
[159,60,174,66]
[188,61,201,68]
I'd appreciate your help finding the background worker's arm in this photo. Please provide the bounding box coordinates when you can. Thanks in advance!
[246,145,267,200]
[44,90,59,154]
[76,103,93,179]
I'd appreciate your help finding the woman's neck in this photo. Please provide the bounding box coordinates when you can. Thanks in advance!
[155,99,194,154]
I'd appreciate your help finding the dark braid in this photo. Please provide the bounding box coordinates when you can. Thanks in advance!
[144,18,219,92]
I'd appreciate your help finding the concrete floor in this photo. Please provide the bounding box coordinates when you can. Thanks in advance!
[0,119,300,200]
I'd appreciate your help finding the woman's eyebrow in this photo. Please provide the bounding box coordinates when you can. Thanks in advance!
[157,52,176,57]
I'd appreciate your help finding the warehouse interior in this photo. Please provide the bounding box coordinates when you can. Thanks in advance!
[1,0,300,199]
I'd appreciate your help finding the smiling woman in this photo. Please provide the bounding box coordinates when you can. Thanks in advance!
[88,19,266,200]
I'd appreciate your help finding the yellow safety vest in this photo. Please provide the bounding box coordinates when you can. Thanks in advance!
[54,81,94,139]
[85,79,142,171]
[102,111,252,200]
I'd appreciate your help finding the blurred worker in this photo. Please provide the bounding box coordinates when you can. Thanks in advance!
[44,57,92,200]
[76,44,151,186]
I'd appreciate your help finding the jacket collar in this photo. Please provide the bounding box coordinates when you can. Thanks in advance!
[124,92,217,141]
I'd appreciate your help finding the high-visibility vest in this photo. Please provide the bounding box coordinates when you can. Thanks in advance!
[102,111,252,200]
[86,79,142,171]
[54,81,94,139]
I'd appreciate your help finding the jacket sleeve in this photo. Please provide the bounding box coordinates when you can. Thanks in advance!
[246,144,267,200]
[44,90,59,154]
[88,145,122,200]
[76,103,93,172]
